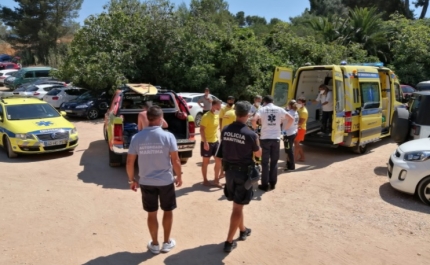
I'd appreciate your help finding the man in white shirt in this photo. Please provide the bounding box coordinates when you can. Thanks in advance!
[252,95,294,191]
[314,84,333,135]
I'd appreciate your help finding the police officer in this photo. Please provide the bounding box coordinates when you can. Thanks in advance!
[215,101,262,252]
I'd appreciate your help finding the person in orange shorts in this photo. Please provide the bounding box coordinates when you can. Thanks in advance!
[294,97,308,162]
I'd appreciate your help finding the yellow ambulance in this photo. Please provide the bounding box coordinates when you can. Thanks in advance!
[271,62,405,153]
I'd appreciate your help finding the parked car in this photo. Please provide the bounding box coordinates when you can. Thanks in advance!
[0,62,20,70]
[0,69,18,86]
[4,66,53,90]
[16,78,65,90]
[60,90,111,120]
[177,92,225,127]
[391,91,430,144]
[43,87,87,108]
[0,97,78,158]
[416,80,430,91]
[400,84,416,102]
[0,54,12,62]
[387,138,430,205]
[21,84,65,99]
[104,84,196,166]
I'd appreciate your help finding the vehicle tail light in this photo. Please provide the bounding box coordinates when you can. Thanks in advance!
[345,111,352,133]
[114,124,123,141]
[0,76,5,79]
[52,96,59,100]
[188,121,195,139]
[33,92,40,95]
[413,124,421,135]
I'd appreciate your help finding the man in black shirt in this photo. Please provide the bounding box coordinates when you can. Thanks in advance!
[216,101,262,252]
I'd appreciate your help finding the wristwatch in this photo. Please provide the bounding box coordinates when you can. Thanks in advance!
[128,179,135,184]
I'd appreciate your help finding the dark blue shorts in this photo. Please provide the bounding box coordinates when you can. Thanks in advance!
[140,183,177,212]
[224,170,253,205]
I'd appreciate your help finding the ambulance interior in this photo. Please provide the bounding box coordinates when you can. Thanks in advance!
[294,69,334,136]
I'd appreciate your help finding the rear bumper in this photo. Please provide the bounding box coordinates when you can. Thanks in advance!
[62,108,87,117]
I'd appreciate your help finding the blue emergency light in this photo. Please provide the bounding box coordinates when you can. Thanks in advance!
[343,62,384,67]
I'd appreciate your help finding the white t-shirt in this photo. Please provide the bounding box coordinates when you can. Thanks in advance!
[316,91,333,112]
[256,103,289,140]
[283,109,298,136]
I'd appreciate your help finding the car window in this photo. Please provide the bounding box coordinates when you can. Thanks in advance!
[193,96,201,103]
[182,97,192,103]
[402,86,415,93]
[0,73,3,77]
[24,71,33,78]
[65,89,86,96]
[394,83,401,102]
[360,82,380,109]
[26,86,38,92]
[47,89,61,96]
[35,70,50,78]
[6,104,60,120]
[43,86,56,92]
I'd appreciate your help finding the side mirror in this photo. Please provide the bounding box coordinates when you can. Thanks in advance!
[60,111,67,117]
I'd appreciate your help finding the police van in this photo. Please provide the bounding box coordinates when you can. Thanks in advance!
[271,62,404,153]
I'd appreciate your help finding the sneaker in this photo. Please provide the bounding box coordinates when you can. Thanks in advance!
[258,184,270,192]
[239,228,252,241]
[147,241,160,254]
[161,238,176,253]
[224,241,237,252]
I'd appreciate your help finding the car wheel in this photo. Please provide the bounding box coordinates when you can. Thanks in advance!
[195,113,203,127]
[352,144,367,154]
[391,108,410,144]
[87,108,99,120]
[417,176,430,206]
[109,146,123,167]
[4,136,18,158]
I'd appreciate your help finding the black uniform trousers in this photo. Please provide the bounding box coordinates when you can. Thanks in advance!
[260,139,280,187]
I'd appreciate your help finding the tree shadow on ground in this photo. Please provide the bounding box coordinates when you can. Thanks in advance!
[77,139,129,189]
[164,243,229,265]
[82,251,154,265]
[379,182,430,214]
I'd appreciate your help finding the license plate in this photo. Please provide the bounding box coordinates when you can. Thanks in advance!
[65,110,72,113]
[44,140,67,146]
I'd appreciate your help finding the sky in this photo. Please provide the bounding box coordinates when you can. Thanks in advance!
[1,0,427,24]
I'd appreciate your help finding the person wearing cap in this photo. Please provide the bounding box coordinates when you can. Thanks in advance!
[252,95,294,192]
[198,88,213,114]
[219,96,236,130]
[282,100,299,171]
[215,101,262,252]
[295,97,308,162]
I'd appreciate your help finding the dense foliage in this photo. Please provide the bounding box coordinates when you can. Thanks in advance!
[3,0,430,99]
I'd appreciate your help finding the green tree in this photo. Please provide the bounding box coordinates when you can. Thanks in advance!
[0,21,7,41]
[0,0,83,64]
[342,0,413,19]
[415,0,430,19]
[309,0,349,17]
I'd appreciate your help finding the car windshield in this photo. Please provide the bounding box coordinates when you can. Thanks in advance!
[25,85,39,92]
[6,104,60,120]
[76,91,98,100]
[402,86,415,93]
[47,89,62,96]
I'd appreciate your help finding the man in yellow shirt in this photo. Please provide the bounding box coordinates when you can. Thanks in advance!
[294,97,308,162]
[200,99,222,186]
[219,96,236,130]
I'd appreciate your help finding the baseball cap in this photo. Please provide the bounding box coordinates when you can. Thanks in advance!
[235,101,251,117]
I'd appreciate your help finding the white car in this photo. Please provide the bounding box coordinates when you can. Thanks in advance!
[178,92,226,127]
[43,86,86,108]
[21,84,66,99]
[0,69,18,86]
[388,138,430,205]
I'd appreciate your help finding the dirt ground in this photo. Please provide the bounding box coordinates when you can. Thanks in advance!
[0,119,429,265]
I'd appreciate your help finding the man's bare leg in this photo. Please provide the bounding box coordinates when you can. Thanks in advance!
[226,203,244,243]
[148,211,159,245]
[213,157,223,187]
[162,211,173,243]
[201,157,211,185]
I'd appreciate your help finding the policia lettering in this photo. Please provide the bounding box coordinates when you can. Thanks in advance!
[223,132,246,144]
